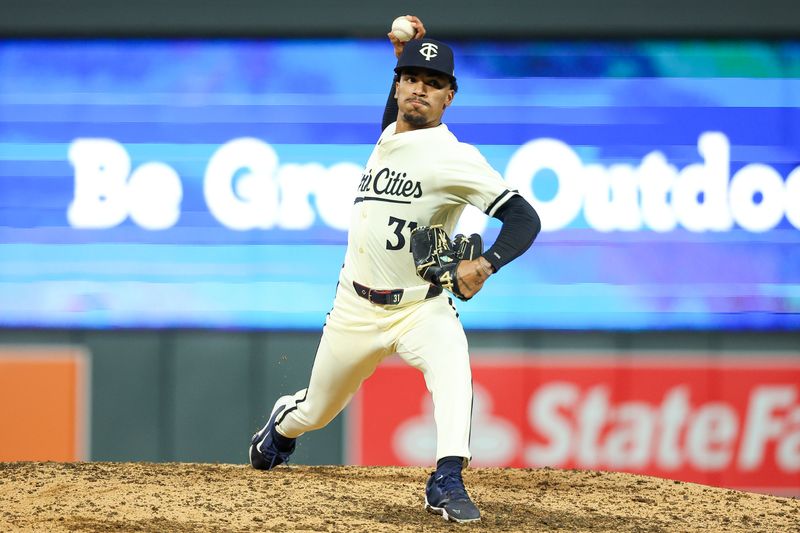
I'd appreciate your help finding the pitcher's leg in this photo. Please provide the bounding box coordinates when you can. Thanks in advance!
[276,324,385,438]
[396,300,473,462]
[394,298,480,522]
[250,286,387,470]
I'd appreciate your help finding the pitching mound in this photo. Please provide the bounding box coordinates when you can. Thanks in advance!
[0,462,797,532]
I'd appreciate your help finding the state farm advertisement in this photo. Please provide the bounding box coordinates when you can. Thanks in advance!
[348,353,800,495]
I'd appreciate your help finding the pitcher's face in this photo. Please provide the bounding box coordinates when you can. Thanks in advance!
[395,68,455,129]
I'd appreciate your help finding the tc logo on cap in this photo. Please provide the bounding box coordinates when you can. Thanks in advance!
[419,42,439,61]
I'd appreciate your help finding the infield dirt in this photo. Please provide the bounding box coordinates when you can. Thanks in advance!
[0,462,797,532]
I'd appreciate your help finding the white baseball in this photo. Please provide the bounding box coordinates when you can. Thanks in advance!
[391,16,415,42]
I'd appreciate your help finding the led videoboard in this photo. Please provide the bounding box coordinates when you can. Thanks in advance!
[1,40,798,329]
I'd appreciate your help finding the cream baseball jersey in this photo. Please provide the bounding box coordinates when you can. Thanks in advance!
[341,122,517,291]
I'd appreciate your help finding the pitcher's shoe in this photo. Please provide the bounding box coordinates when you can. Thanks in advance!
[424,470,481,523]
[249,395,296,470]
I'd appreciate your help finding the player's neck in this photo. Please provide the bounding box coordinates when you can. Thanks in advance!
[395,117,442,134]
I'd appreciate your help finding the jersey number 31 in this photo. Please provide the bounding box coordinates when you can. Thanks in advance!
[386,216,418,251]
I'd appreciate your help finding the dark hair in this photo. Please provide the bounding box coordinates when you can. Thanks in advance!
[394,70,458,94]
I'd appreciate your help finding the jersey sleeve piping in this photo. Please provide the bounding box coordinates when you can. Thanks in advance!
[484,189,519,217]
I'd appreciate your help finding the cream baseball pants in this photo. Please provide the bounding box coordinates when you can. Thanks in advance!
[274,281,473,463]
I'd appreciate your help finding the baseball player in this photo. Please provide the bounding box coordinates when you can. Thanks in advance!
[250,16,541,523]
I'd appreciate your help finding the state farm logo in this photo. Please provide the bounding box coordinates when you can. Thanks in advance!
[527,383,800,473]
[355,357,800,492]
[387,380,800,473]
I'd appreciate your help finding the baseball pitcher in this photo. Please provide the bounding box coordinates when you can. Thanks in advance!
[249,16,541,523]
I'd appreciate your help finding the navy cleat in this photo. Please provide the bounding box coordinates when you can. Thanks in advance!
[249,395,296,470]
[424,469,481,523]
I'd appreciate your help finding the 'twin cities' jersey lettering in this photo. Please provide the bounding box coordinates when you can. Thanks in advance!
[341,122,516,292]
[357,168,424,200]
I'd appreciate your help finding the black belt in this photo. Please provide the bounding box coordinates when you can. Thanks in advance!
[353,281,442,305]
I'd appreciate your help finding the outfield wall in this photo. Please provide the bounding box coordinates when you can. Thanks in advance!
[1,331,797,471]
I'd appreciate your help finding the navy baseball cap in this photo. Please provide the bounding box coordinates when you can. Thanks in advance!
[394,38,457,88]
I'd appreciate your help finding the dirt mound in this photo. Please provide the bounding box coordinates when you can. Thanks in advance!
[0,462,797,532]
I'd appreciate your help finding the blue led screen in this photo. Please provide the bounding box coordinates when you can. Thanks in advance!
[1,39,799,329]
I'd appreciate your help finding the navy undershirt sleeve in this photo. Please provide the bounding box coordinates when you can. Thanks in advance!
[381,79,399,132]
[481,195,541,272]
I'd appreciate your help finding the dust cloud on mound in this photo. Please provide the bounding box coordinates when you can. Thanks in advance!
[0,462,797,532]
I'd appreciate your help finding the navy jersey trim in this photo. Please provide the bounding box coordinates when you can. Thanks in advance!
[277,387,308,427]
[354,196,412,205]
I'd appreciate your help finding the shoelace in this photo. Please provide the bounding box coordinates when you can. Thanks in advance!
[267,448,292,469]
[258,433,294,468]
[436,470,469,500]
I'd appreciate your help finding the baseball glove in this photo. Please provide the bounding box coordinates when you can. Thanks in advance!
[410,225,483,301]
